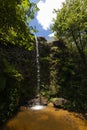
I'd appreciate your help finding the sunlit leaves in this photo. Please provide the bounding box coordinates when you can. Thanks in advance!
[52,0,87,39]
[52,0,87,64]
[0,0,38,49]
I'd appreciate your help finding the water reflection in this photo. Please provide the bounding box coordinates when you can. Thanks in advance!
[1,107,87,130]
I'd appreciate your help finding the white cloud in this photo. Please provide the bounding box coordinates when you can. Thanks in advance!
[48,33,55,37]
[36,0,65,30]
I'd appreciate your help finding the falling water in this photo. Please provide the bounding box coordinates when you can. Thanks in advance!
[31,35,45,110]
[35,35,40,96]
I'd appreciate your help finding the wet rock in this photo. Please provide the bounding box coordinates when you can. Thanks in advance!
[53,98,68,108]
[40,96,48,106]
[48,102,54,107]
[27,95,48,107]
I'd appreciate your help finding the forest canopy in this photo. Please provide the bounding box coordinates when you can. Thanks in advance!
[52,0,87,64]
[0,0,38,46]
[51,0,87,112]
[0,0,38,124]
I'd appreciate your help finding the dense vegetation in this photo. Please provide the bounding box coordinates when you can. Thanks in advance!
[51,0,87,112]
[0,0,38,124]
[0,0,87,125]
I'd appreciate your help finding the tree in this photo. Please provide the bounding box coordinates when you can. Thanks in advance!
[0,0,38,123]
[0,0,38,46]
[52,0,87,65]
[51,0,87,112]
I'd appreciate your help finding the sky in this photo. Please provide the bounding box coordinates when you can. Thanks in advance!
[30,0,65,40]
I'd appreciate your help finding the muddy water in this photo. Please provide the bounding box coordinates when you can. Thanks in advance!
[1,106,87,130]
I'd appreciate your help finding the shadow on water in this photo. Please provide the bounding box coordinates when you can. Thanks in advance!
[1,107,87,130]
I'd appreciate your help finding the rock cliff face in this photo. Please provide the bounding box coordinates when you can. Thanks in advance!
[36,38,67,98]
[48,40,66,49]
[0,42,37,104]
[0,38,67,107]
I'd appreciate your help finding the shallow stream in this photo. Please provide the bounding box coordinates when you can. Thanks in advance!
[1,106,87,130]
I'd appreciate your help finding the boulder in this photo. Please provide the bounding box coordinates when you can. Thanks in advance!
[27,95,48,107]
[53,98,68,108]
[48,102,54,107]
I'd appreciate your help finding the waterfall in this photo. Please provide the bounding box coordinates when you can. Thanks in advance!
[35,35,40,96]
[30,35,46,110]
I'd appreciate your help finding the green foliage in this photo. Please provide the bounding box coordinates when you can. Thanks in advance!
[0,41,37,122]
[55,47,87,112]
[3,59,23,81]
[0,58,22,123]
[52,0,87,65]
[0,0,38,123]
[49,97,58,103]
[0,0,38,48]
[51,0,87,112]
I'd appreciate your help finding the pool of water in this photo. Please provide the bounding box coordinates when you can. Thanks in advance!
[1,106,87,130]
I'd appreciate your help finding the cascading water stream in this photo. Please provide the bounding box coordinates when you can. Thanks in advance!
[31,35,45,110]
[35,35,40,96]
